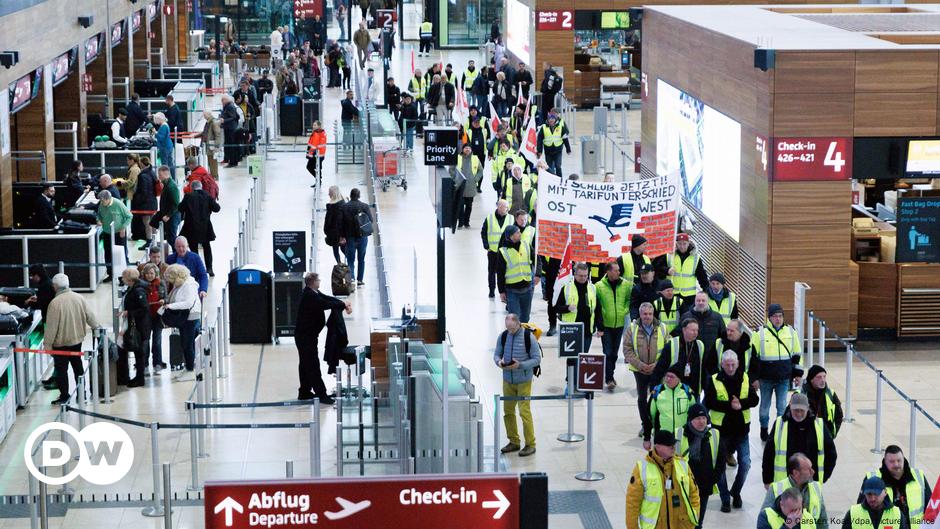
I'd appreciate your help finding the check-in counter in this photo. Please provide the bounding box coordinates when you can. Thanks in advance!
[0,227,103,292]
[54,148,155,179]
[152,61,217,88]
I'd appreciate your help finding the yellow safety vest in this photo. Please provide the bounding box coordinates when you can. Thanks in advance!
[420,21,433,38]
[561,281,596,329]
[714,339,753,372]
[653,296,680,334]
[667,252,700,298]
[865,468,927,526]
[500,243,532,286]
[520,225,536,250]
[409,76,427,100]
[808,386,840,439]
[619,252,652,280]
[762,507,814,529]
[770,478,824,523]
[459,154,481,177]
[772,416,826,483]
[464,116,488,133]
[541,123,564,147]
[666,337,705,391]
[502,172,534,199]
[758,323,801,363]
[636,457,699,529]
[709,374,750,426]
[708,291,736,326]
[596,276,631,329]
[847,503,904,529]
[628,321,667,373]
[463,68,478,89]
[485,212,511,252]
[679,428,720,493]
[445,71,457,85]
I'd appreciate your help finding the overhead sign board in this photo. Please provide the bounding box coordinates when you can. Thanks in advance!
[423,126,459,166]
[576,353,605,392]
[558,322,583,358]
[293,0,322,18]
[772,137,851,181]
[536,10,573,30]
[896,197,940,263]
[204,474,521,529]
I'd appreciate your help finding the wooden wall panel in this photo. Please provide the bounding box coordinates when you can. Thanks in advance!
[13,99,48,182]
[854,92,938,136]
[175,1,189,63]
[0,154,11,227]
[857,262,897,328]
[770,223,850,268]
[768,266,850,311]
[534,30,573,86]
[898,263,940,289]
[773,93,854,136]
[134,16,150,80]
[86,55,111,117]
[770,181,852,225]
[855,51,940,93]
[774,52,855,94]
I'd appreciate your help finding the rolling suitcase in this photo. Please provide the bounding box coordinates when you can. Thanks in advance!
[169,329,185,368]
[331,263,355,296]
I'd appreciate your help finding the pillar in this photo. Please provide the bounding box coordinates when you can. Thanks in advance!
[12,63,56,182]
[53,49,88,149]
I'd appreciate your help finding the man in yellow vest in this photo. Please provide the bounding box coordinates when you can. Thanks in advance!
[802,365,844,440]
[618,234,652,282]
[645,365,695,450]
[757,304,804,441]
[762,453,828,529]
[536,112,571,177]
[624,302,669,439]
[679,403,724,528]
[408,68,427,115]
[858,445,931,528]
[761,393,837,486]
[652,318,706,395]
[419,20,433,56]
[653,280,681,334]
[497,224,538,323]
[704,350,759,513]
[706,272,738,326]
[461,59,480,106]
[658,232,708,312]
[842,477,905,529]
[500,165,534,215]
[626,429,700,529]
[595,260,631,391]
[455,144,483,229]
[554,263,601,353]
[481,200,511,298]
[757,487,812,529]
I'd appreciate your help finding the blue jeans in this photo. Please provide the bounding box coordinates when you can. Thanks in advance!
[405,126,415,150]
[164,211,181,242]
[505,284,533,323]
[344,236,368,282]
[150,320,164,366]
[179,318,200,371]
[759,378,791,428]
[545,150,563,176]
[718,434,751,503]
[600,326,624,383]
[160,147,175,176]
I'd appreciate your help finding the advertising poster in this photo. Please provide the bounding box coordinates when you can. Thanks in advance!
[656,79,741,240]
[896,197,940,263]
[505,0,531,65]
[535,170,679,263]
[273,231,306,273]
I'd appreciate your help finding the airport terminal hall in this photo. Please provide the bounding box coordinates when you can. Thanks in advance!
[3,0,940,528]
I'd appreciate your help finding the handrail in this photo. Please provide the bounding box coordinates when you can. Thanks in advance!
[807,311,937,467]
[362,103,394,317]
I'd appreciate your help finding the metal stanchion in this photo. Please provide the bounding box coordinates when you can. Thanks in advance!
[558,363,584,442]
[76,376,87,429]
[872,370,883,453]
[57,404,75,496]
[575,393,604,481]
[818,321,826,368]
[187,403,200,491]
[476,418,484,472]
[90,338,100,404]
[28,472,39,529]
[492,394,501,472]
[142,423,165,516]
[208,329,219,403]
[162,463,173,529]
[910,401,918,468]
[197,378,208,457]
[806,312,814,368]
[286,460,294,478]
[336,420,344,476]
[216,306,227,377]
[310,399,321,477]
[222,291,232,357]
[844,344,854,423]
[101,332,113,403]
[38,473,48,529]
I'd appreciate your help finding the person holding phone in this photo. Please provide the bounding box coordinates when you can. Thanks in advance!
[493,313,541,457]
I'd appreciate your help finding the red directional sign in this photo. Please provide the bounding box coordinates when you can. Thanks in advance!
[293,0,322,18]
[577,353,605,392]
[772,137,852,181]
[204,474,520,529]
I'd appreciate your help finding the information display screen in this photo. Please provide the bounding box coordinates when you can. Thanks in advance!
[601,11,630,29]
[505,0,531,65]
[906,139,940,176]
[85,34,101,63]
[656,79,741,240]
[9,75,32,113]
[52,52,70,86]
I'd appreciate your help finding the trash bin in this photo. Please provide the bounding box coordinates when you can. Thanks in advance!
[279,95,303,136]
[581,137,599,175]
[228,265,273,343]
[273,272,304,340]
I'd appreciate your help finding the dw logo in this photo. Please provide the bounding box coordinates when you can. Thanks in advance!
[24,422,134,485]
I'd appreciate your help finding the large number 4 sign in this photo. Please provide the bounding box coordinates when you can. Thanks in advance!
[823,141,846,172]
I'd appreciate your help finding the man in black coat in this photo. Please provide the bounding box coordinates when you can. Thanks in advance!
[33,184,58,228]
[164,95,181,134]
[515,62,533,101]
[220,95,240,167]
[178,180,221,276]
[294,272,352,404]
[125,93,150,136]
[674,291,727,361]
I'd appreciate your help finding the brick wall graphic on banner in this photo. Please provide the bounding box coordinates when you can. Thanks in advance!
[536,170,679,262]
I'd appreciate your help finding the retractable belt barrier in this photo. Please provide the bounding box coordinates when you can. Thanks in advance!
[13,347,84,357]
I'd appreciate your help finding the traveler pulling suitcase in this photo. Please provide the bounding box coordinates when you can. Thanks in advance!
[331,262,355,296]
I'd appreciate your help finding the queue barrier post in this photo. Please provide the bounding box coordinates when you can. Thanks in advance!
[90,338,100,405]
[872,370,883,454]
[286,460,294,478]
[187,403,200,491]
[575,392,604,482]
[28,472,38,529]
[56,404,75,496]
[844,344,854,423]
[557,362,584,443]
[38,472,48,529]
[336,420,344,477]
[493,394,501,472]
[142,422,165,517]
[101,331,113,404]
[818,320,827,368]
[806,311,814,368]
[476,418,484,473]
[162,463,173,529]
[76,375,87,429]
[197,375,208,457]
[910,401,918,468]
[310,399,321,477]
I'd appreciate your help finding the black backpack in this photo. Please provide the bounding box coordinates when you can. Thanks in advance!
[498,328,541,377]
[356,210,373,236]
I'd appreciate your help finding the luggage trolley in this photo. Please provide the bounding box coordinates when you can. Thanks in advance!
[375,146,407,191]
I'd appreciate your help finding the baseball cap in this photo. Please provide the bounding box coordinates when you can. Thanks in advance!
[789,393,809,411]
[862,476,886,495]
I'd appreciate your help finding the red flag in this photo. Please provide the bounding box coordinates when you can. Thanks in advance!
[521,114,539,164]
[489,101,501,135]
[517,83,524,106]
[410,49,415,74]
[552,228,574,304]
[923,475,940,527]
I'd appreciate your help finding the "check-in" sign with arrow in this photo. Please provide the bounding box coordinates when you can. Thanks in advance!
[204,474,521,529]
[577,353,606,392]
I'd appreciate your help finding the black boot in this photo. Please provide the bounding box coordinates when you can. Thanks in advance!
[760,427,769,442]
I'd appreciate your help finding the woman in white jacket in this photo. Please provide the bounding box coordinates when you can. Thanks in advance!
[270,27,284,65]
[161,264,201,372]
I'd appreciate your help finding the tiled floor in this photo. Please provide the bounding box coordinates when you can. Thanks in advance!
[2,11,940,529]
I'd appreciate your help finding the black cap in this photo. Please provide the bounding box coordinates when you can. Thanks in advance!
[807,365,827,381]
[658,279,674,291]
[688,403,708,422]
[632,234,648,247]
[709,272,726,285]
[504,224,520,237]
[666,364,684,378]
[654,430,676,446]
[768,303,784,317]
[640,263,654,274]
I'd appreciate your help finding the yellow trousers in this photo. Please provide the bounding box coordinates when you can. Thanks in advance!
[503,380,536,447]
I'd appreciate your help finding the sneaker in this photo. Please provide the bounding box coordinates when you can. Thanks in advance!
[545,326,557,337]
[720,502,731,513]
[726,453,737,467]
[732,495,743,509]
[519,446,536,457]
[500,443,520,454]
[760,427,768,442]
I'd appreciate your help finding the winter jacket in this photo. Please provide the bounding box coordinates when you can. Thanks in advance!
[163,277,201,321]
[131,166,158,212]
[324,307,349,374]
[702,368,759,439]
[762,409,838,484]
[630,280,660,319]
[324,200,346,246]
[492,327,541,384]
[626,450,700,529]
[673,307,726,359]
[179,189,220,243]
[183,166,219,199]
[45,288,99,347]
